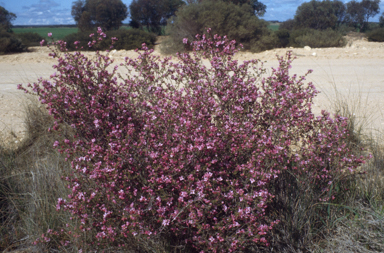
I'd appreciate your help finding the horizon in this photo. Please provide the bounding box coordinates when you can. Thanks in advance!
[1,0,384,26]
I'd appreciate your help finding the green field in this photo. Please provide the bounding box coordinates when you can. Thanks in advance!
[13,24,277,41]
[12,27,79,40]
[268,23,280,31]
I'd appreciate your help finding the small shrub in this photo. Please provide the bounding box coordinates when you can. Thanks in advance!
[367,28,384,42]
[274,29,290,48]
[15,32,44,46]
[0,28,26,54]
[103,29,156,50]
[290,28,346,48]
[63,28,156,51]
[380,13,384,28]
[19,28,367,252]
[279,19,295,31]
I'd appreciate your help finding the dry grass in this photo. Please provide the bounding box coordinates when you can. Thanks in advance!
[0,96,75,252]
[308,82,384,253]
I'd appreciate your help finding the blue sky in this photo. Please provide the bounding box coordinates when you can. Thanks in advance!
[1,0,384,25]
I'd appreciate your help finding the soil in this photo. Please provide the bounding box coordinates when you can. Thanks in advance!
[1,35,384,145]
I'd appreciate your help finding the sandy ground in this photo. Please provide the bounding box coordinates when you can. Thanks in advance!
[1,35,384,145]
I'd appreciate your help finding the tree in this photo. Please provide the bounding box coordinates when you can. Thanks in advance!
[221,0,266,16]
[162,0,274,54]
[0,6,16,32]
[279,18,295,30]
[293,0,341,30]
[346,0,380,31]
[71,0,128,31]
[361,0,381,24]
[331,0,347,28]
[193,0,266,16]
[129,0,185,35]
[380,12,384,27]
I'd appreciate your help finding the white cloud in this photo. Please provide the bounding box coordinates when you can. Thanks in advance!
[16,0,75,25]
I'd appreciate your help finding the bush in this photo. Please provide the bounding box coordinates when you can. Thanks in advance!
[289,28,346,48]
[15,32,44,47]
[293,0,340,30]
[0,28,26,54]
[380,13,384,28]
[279,19,295,31]
[367,27,384,42]
[62,28,156,51]
[274,29,290,48]
[161,0,276,54]
[19,28,367,252]
[105,28,157,50]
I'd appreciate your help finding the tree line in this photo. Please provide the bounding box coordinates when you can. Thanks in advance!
[70,0,267,34]
[1,0,384,54]
[283,0,381,32]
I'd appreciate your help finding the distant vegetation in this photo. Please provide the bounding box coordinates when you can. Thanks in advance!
[367,27,384,41]
[63,28,156,51]
[161,0,276,54]
[71,0,128,31]
[13,27,78,40]
[274,0,381,48]
[2,0,384,55]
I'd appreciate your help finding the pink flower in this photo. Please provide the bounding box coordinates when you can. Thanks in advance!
[17,28,368,253]
[48,33,52,37]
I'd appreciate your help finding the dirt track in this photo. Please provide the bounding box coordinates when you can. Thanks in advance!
[1,36,384,145]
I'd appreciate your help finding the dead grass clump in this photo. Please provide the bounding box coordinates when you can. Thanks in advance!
[0,97,75,252]
[308,84,384,253]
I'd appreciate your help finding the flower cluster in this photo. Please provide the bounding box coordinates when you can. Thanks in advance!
[19,28,367,252]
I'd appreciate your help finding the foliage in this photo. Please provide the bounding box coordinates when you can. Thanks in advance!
[379,12,384,28]
[346,0,380,31]
[289,28,346,48]
[62,28,156,51]
[184,0,266,16]
[71,0,128,31]
[105,29,157,50]
[129,0,185,35]
[367,27,384,42]
[219,0,266,16]
[274,29,290,48]
[18,27,367,252]
[0,5,16,32]
[15,32,45,47]
[293,0,346,30]
[279,19,295,31]
[332,0,348,28]
[13,27,79,40]
[0,28,26,54]
[161,0,275,54]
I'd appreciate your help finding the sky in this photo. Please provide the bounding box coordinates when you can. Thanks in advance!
[1,0,384,26]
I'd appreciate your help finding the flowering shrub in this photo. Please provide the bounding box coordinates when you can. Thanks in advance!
[19,28,367,252]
